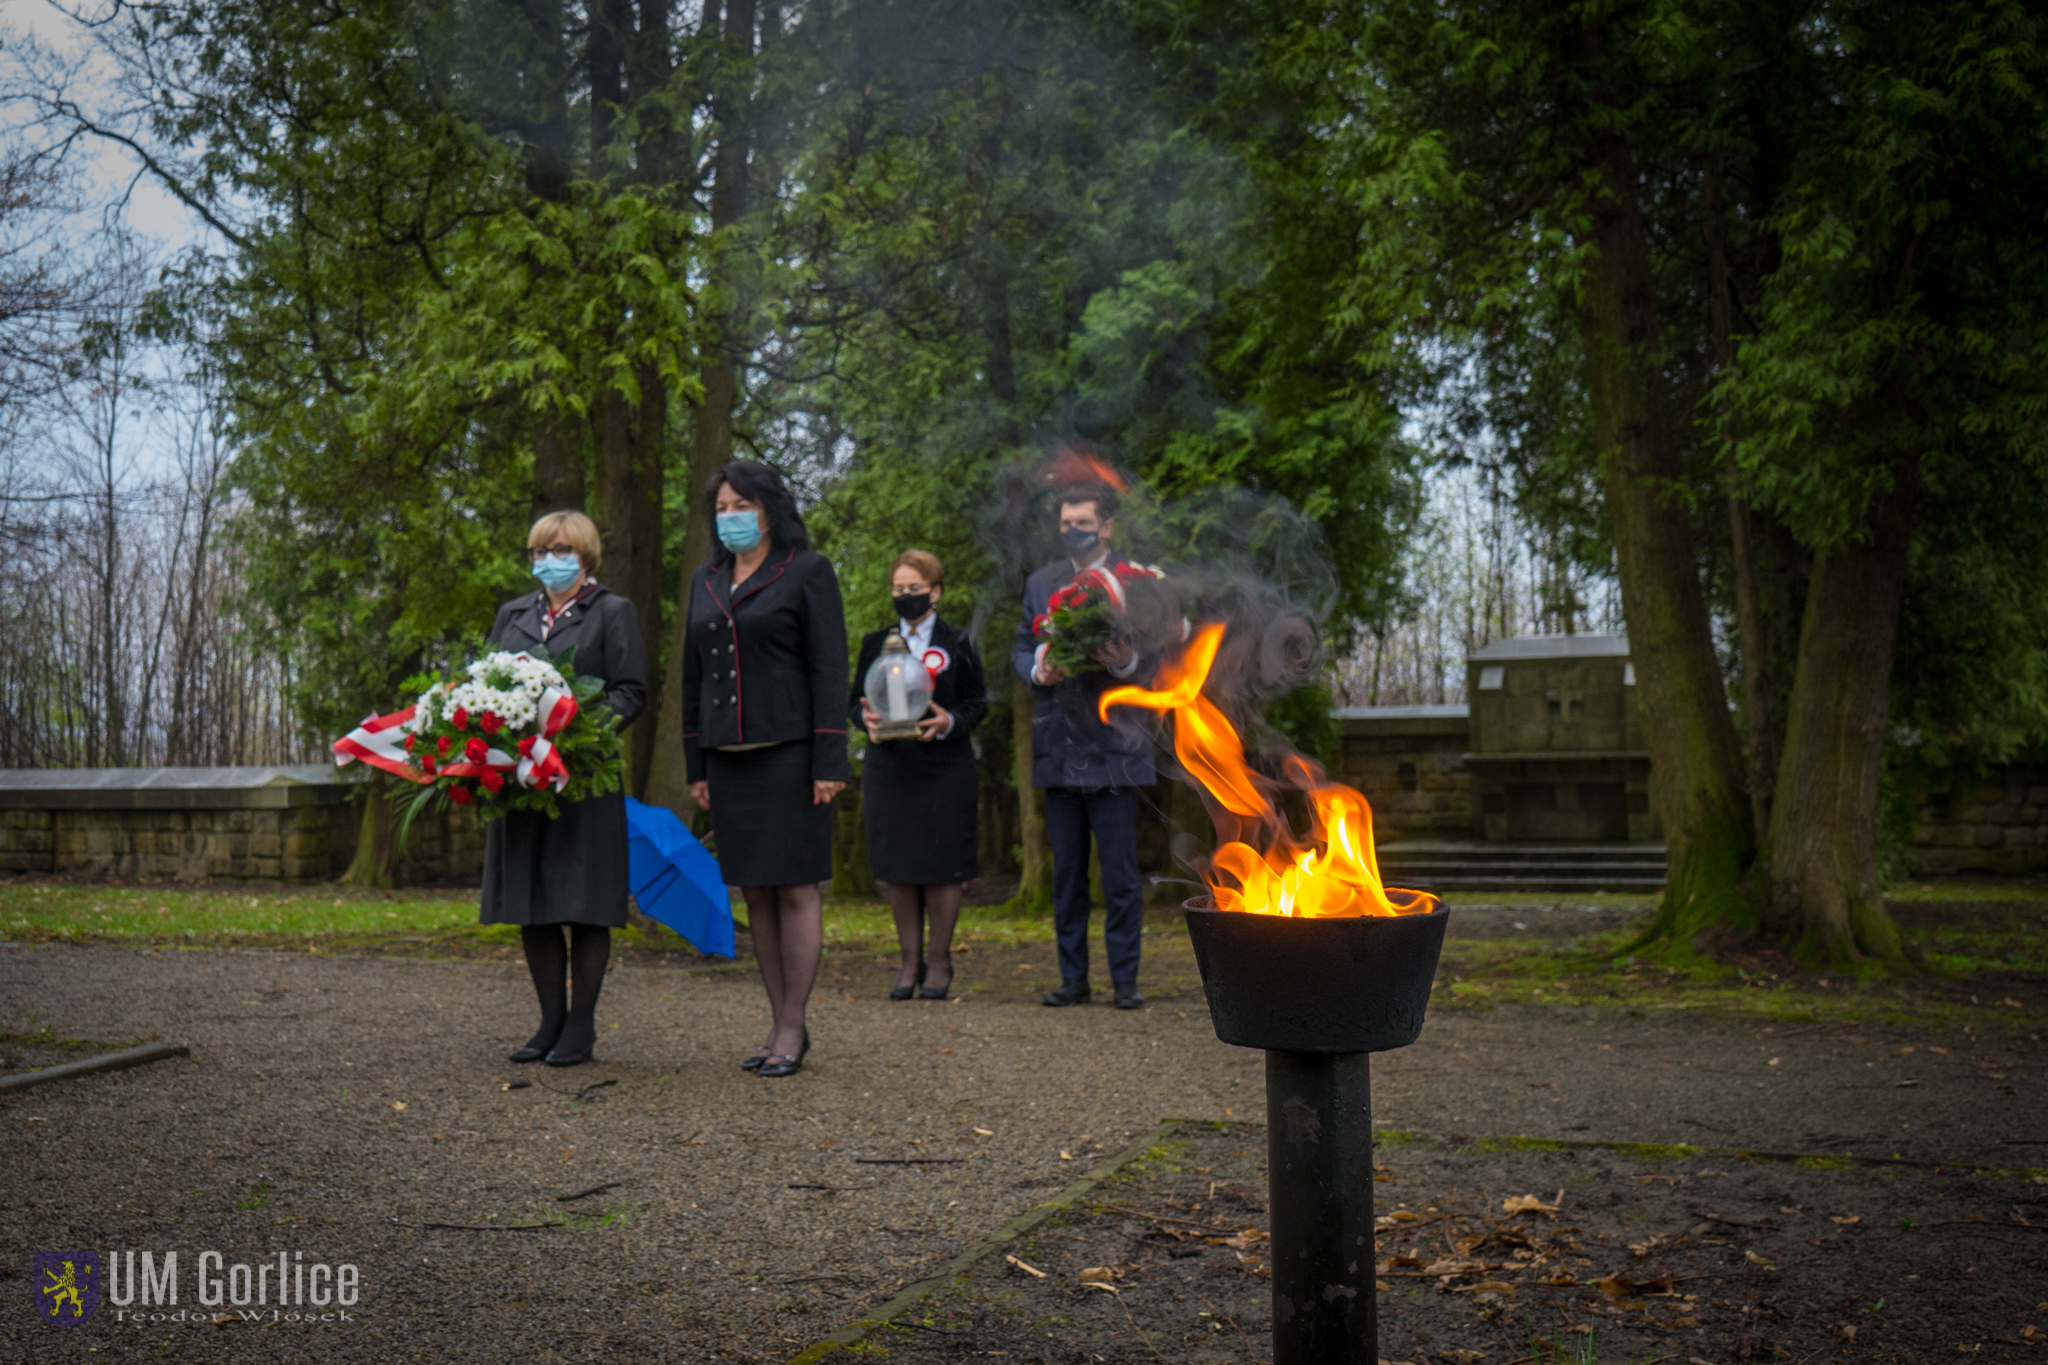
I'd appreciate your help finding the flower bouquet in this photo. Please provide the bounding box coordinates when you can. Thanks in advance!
[1031,562,1184,677]
[333,647,624,829]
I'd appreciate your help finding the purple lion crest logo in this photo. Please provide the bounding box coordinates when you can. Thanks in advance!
[34,1251,100,1326]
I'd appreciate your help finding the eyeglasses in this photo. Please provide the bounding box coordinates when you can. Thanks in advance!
[528,544,578,561]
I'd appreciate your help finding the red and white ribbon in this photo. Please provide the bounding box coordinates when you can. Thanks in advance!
[536,683,578,737]
[332,707,429,784]
[517,736,571,792]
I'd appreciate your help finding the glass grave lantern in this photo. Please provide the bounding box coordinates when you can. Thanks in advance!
[863,631,934,740]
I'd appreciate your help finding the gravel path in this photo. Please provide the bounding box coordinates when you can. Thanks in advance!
[876,1119,2048,1363]
[1,926,2042,1361]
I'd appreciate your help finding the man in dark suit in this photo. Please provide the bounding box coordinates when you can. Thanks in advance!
[1011,484,1153,1009]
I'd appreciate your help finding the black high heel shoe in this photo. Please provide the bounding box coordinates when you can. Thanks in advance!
[888,961,927,1002]
[758,1027,810,1079]
[917,963,952,1001]
[510,1026,563,1063]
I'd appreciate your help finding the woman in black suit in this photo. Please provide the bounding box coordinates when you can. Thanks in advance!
[852,549,988,1000]
[481,510,648,1067]
[682,460,849,1078]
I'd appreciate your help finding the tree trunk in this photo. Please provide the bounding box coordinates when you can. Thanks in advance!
[590,383,667,796]
[532,413,585,518]
[642,0,753,819]
[341,777,397,888]
[1571,121,1754,944]
[1755,475,1916,963]
[1011,671,1050,910]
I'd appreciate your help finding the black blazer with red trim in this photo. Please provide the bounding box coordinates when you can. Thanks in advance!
[681,546,851,784]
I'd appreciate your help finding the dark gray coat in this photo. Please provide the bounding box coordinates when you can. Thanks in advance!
[478,583,648,927]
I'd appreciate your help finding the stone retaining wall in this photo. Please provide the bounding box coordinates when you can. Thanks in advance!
[1905,761,2048,876]
[1332,708,1475,841]
[0,767,482,885]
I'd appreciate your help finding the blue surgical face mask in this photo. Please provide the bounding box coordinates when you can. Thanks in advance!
[717,509,764,553]
[531,553,582,592]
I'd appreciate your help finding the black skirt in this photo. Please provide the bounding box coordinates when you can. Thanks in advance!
[705,742,834,886]
[480,790,631,927]
[862,738,980,886]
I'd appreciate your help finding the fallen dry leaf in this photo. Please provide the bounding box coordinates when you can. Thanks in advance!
[1746,1251,1779,1269]
[2002,999,2023,1008]
[1502,1193,1561,1215]
[1078,1266,1117,1283]
[1005,1255,1046,1278]
[1895,1079,1921,1088]
[391,1101,406,1111]
[1832,1215,1862,1225]
[973,1127,993,1136]
[1059,1149,1074,1161]
[1449,1352,1486,1364]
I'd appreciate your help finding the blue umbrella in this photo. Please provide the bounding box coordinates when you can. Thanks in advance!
[623,797,734,958]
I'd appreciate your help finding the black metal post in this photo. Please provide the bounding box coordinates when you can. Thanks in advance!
[1266,1049,1376,1365]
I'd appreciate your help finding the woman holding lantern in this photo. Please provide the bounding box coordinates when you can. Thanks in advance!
[481,509,648,1068]
[683,460,849,1078]
[851,550,989,1000]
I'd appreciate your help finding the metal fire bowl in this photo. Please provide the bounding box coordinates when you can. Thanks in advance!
[1184,900,1449,1054]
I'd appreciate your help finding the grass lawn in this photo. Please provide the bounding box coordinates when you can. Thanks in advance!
[1,875,2040,1035]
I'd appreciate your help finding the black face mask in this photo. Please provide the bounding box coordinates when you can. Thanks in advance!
[892,592,932,621]
[1059,527,1101,558]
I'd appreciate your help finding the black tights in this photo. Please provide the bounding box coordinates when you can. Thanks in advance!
[888,882,964,991]
[742,883,823,1062]
[519,923,611,1058]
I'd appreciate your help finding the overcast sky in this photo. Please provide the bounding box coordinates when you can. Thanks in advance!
[8,0,212,253]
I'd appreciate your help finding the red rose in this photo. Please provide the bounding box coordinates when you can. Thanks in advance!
[436,735,451,756]
[1031,613,1051,636]
[464,736,488,762]
[479,768,505,793]
[518,736,537,758]
[479,711,502,734]
[449,785,474,806]
[420,755,437,775]
[451,707,469,730]
[404,734,415,751]
[1113,562,1148,581]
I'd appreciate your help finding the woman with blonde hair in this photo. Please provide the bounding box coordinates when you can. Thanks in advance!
[480,510,648,1067]
[851,548,988,1000]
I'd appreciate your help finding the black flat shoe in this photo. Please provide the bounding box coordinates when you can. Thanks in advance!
[740,1044,773,1072]
[508,1045,547,1063]
[888,961,927,1001]
[543,1046,592,1067]
[1042,978,1091,1007]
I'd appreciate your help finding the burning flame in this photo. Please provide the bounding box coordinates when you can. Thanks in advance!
[1041,444,1128,493]
[1101,623,1435,918]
